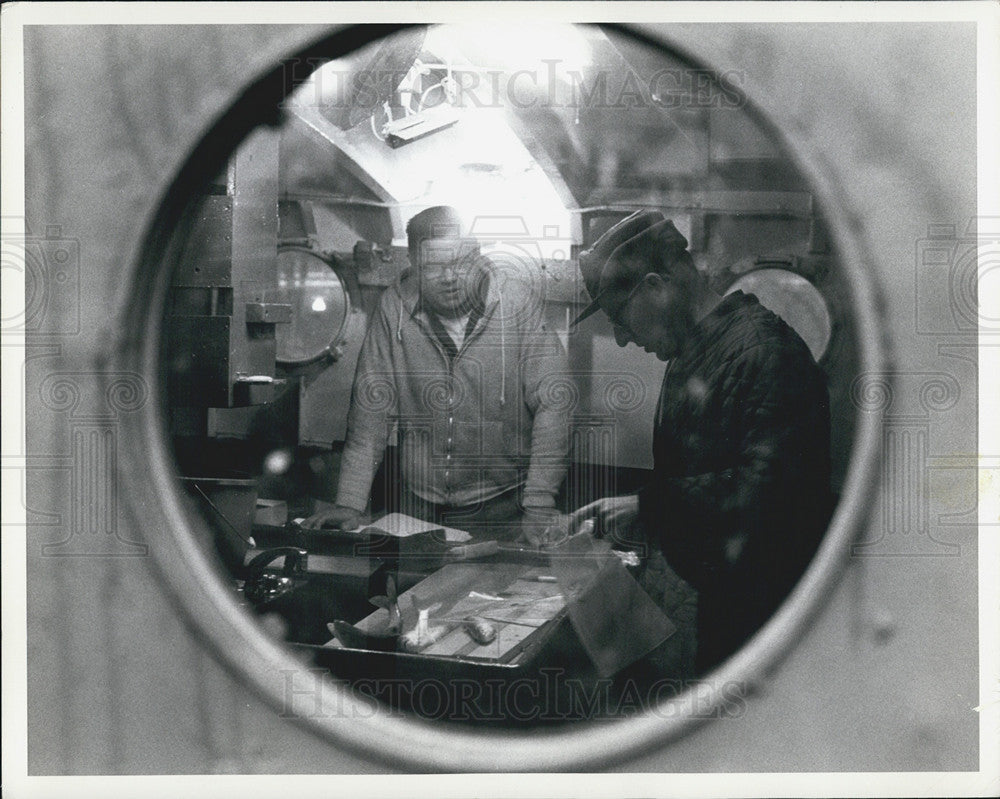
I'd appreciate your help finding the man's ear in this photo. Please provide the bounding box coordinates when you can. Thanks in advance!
[643,272,669,292]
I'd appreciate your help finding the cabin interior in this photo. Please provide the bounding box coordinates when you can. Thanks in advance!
[159,23,860,717]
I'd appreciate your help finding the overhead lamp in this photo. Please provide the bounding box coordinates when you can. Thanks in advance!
[382,107,459,148]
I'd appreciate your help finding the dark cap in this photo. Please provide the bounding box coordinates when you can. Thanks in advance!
[573,210,689,325]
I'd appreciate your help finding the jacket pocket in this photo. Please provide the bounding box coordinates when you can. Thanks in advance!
[480,420,518,486]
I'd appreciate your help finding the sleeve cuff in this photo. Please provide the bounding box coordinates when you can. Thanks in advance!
[522,491,557,510]
[334,486,369,513]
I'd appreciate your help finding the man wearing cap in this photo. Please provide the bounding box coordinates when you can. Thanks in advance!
[570,210,831,673]
[303,206,570,544]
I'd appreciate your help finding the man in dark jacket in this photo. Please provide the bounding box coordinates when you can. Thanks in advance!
[570,210,831,673]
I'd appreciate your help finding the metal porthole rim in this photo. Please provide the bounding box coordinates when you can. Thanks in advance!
[113,22,888,772]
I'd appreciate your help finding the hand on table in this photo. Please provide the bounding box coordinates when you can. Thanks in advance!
[299,504,364,532]
[517,507,570,548]
[568,495,640,546]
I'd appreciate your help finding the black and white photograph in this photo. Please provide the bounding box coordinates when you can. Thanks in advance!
[2,2,998,796]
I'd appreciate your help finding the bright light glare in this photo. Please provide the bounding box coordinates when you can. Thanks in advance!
[263,449,293,476]
[425,110,573,259]
[311,296,327,313]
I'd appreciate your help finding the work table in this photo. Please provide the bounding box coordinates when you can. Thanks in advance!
[236,515,676,724]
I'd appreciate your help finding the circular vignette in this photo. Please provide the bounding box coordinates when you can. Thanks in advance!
[113,22,888,772]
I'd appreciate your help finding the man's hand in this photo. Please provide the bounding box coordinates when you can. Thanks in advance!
[518,507,570,548]
[299,505,364,531]
[568,495,640,546]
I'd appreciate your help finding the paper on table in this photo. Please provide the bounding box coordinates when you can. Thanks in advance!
[366,513,471,542]
[291,516,365,533]
[292,512,471,541]
[549,531,675,677]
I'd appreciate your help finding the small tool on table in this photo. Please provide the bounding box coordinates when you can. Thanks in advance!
[367,573,401,634]
[445,540,500,561]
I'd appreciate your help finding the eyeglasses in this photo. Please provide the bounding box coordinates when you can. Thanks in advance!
[421,260,475,279]
[417,238,480,278]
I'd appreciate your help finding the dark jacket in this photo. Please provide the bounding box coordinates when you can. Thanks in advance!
[638,291,831,671]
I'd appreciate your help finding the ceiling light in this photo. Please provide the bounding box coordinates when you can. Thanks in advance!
[382,107,460,148]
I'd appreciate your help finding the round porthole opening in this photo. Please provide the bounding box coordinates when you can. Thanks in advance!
[121,22,887,770]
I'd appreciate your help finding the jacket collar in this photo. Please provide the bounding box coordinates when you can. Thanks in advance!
[667,290,750,361]
[702,290,753,331]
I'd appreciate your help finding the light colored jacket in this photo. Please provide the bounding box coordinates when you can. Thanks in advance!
[336,267,570,511]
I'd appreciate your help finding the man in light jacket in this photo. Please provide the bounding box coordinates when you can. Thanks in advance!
[303,206,570,543]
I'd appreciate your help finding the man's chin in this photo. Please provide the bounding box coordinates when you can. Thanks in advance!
[438,302,468,317]
[426,296,467,316]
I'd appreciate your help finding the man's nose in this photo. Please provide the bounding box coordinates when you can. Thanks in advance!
[613,325,631,348]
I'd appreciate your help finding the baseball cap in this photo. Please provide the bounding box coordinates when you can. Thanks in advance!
[573,210,689,326]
